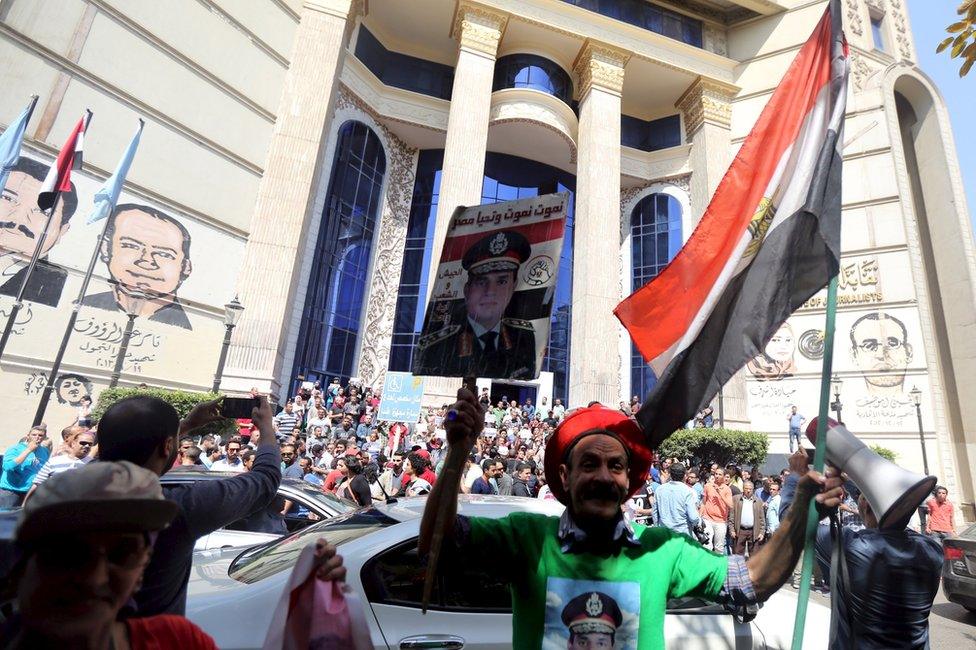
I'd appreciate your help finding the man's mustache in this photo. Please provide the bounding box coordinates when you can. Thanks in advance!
[0,222,35,238]
[583,481,624,502]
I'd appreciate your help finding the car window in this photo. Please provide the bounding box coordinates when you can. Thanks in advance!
[361,538,511,613]
[229,509,396,584]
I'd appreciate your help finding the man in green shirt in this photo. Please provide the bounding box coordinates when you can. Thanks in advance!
[420,389,843,649]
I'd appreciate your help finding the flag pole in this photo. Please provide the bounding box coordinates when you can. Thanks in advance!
[790,262,839,650]
[0,195,62,361]
[32,215,112,426]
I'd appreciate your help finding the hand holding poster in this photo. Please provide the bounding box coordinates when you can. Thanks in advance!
[412,192,569,380]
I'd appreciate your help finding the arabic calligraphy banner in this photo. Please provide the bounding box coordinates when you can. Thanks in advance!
[376,371,425,423]
[411,193,569,380]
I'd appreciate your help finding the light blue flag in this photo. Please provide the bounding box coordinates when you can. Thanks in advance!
[0,95,39,195]
[87,119,144,225]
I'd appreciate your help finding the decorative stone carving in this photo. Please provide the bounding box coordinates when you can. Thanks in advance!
[573,39,631,97]
[703,24,728,57]
[887,0,914,61]
[851,51,874,91]
[336,86,419,388]
[451,1,508,57]
[488,89,578,162]
[675,76,737,138]
[863,0,885,13]
[845,0,864,37]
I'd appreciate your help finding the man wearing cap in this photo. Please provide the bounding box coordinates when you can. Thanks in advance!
[5,460,217,648]
[415,230,536,379]
[420,389,844,649]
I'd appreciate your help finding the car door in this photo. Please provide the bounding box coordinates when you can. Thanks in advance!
[361,538,510,650]
[665,597,763,649]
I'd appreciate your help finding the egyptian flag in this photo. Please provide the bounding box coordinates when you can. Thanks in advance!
[615,0,848,446]
[37,109,91,212]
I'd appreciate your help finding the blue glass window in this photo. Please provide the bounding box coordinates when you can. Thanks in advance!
[292,121,386,391]
[621,114,682,151]
[630,193,682,399]
[389,152,576,404]
[355,27,454,100]
[870,17,885,53]
[561,0,703,48]
[493,54,573,106]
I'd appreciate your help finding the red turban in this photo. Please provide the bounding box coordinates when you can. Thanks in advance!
[543,405,652,505]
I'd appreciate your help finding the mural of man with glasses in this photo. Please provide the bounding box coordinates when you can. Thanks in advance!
[849,311,913,397]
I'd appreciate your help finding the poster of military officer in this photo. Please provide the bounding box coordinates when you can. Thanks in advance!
[412,192,568,381]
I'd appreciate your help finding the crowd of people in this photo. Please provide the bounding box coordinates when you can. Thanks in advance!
[0,375,962,648]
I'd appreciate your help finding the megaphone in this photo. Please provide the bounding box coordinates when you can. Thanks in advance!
[806,418,936,530]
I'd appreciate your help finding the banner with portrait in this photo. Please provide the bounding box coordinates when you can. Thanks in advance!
[411,193,568,380]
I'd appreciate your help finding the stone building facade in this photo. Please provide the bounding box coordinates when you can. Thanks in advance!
[0,0,973,517]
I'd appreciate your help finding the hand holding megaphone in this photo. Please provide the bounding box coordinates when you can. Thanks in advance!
[804,417,936,529]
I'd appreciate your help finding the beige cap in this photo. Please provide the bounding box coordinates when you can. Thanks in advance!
[16,461,178,544]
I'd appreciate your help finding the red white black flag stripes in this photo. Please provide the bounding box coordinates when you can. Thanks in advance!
[615,0,848,446]
[37,109,91,212]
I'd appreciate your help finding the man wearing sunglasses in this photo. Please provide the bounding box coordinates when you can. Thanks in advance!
[23,428,95,503]
[5,461,218,648]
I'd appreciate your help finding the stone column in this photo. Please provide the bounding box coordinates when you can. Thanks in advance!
[675,76,738,225]
[423,1,508,405]
[569,40,630,408]
[675,76,750,429]
[222,0,363,398]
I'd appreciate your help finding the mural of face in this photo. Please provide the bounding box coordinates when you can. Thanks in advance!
[764,323,795,363]
[87,204,194,329]
[850,312,913,396]
[105,207,191,297]
[0,169,72,259]
[55,374,92,407]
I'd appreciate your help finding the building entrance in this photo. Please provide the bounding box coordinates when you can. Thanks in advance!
[490,382,537,407]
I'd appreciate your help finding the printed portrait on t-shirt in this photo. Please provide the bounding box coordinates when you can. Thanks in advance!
[543,577,640,650]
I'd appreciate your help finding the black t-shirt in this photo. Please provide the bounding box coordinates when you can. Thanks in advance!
[348,474,372,507]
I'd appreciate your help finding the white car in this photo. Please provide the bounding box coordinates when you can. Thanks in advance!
[186,495,830,649]
[161,469,356,551]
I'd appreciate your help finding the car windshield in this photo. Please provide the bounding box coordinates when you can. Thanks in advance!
[229,509,397,584]
[285,481,357,512]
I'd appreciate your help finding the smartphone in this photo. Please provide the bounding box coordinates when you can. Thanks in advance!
[220,396,258,420]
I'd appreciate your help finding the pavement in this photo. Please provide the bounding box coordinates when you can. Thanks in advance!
[782,581,976,648]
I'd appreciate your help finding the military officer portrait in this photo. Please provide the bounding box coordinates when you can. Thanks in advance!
[413,229,537,380]
[560,591,624,650]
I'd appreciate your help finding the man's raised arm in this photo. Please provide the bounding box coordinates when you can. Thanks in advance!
[418,387,483,556]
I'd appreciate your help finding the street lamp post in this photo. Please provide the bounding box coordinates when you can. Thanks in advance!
[830,374,843,423]
[108,291,149,389]
[909,385,929,475]
[212,296,244,393]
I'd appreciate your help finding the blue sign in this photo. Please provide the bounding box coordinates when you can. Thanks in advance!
[377,372,425,423]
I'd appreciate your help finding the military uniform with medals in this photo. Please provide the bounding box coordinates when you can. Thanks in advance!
[414,230,537,379]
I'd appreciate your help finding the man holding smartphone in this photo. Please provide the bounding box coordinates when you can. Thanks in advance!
[95,395,282,616]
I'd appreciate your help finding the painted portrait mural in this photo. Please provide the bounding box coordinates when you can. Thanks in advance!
[0,157,77,307]
[746,305,932,435]
[0,148,244,444]
[82,203,194,330]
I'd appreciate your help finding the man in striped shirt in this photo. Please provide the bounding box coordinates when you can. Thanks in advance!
[25,428,94,502]
[273,402,299,440]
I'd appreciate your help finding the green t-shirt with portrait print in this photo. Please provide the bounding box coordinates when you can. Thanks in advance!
[467,512,727,650]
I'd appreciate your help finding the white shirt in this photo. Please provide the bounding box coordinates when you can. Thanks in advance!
[740,496,755,528]
[211,457,245,472]
[33,454,91,485]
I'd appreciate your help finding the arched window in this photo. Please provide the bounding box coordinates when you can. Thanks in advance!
[630,192,682,399]
[292,121,386,389]
[493,54,573,106]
